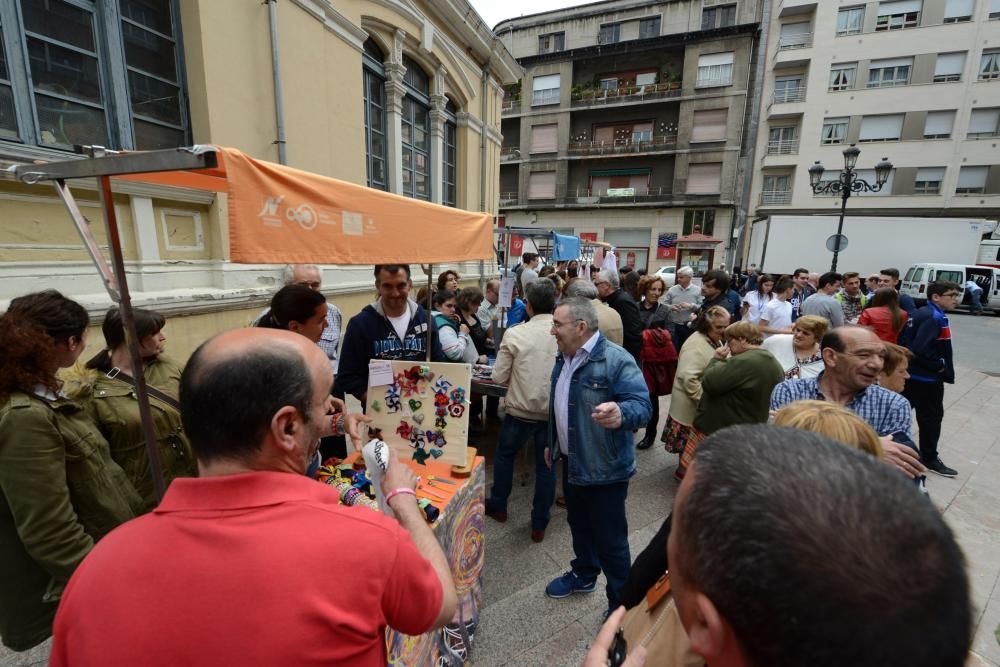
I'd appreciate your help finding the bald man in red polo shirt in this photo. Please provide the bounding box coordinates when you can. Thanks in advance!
[51,329,456,666]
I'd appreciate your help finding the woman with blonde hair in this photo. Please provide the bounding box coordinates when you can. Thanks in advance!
[773,400,884,457]
[661,305,730,475]
[762,314,828,380]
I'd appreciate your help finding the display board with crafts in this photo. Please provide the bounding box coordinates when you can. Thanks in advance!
[364,360,472,468]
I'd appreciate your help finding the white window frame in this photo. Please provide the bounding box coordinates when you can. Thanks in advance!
[531,74,561,106]
[696,52,735,88]
[968,108,1000,138]
[980,50,1000,80]
[914,167,945,194]
[876,0,922,30]
[923,110,955,139]
[821,117,849,145]
[956,165,988,194]
[943,0,975,23]
[858,113,904,142]
[933,52,966,82]
[829,63,857,91]
[868,58,912,88]
[837,7,865,35]
[774,75,805,103]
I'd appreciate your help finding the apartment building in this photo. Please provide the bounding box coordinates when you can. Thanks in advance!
[0,0,517,357]
[495,0,764,274]
[748,0,1000,262]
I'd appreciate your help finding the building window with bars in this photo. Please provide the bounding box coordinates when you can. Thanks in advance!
[537,32,565,54]
[683,209,715,235]
[598,23,620,44]
[363,39,388,191]
[773,76,804,103]
[639,16,661,39]
[867,58,912,88]
[701,4,737,30]
[761,175,792,204]
[1,0,190,151]
[836,7,865,35]
[829,63,857,91]
[401,55,430,201]
[821,117,849,145]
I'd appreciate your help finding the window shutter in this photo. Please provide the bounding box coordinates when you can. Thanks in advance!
[870,57,914,69]
[958,166,988,188]
[691,109,728,142]
[590,176,611,194]
[916,167,945,181]
[944,0,975,17]
[530,124,558,153]
[594,126,615,144]
[859,114,904,140]
[935,52,966,77]
[924,111,955,136]
[528,171,557,198]
[698,52,735,67]
[878,0,923,14]
[532,74,560,91]
[629,174,650,193]
[993,0,1000,12]
[636,72,657,86]
[686,163,722,194]
[968,108,1000,134]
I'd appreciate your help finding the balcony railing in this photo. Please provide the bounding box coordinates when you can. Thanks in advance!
[500,146,522,161]
[760,190,793,205]
[567,134,678,156]
[777,33,813,50]
[570,82,682,108]
[499,191,520,206]
[501,186,687,208]
[772,87,806,104]
[766,139,799,155]
[501,97,521,113]
[531,89,560,106]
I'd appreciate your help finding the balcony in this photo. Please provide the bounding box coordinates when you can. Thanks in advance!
[501,186,680,208]
[778,0,818,17]
[777,33,813,50]
[765,139,799,155]
[499,192,520,206]
[570,82,682,109]
[567,134,679,157]
[500,146,522,162]
[760,190,793,205]
[501,97,521,114]
[769,86,807,117]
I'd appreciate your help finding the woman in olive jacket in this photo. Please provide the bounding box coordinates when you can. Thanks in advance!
[0,291,142,652]
[66,307,197,511]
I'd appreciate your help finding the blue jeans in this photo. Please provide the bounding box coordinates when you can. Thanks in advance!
[563,460,631,609]
[486,415,556,531]
[672,322,692,352]
[968,289,983,313]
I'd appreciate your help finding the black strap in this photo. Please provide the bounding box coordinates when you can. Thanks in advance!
[106,367,181,411]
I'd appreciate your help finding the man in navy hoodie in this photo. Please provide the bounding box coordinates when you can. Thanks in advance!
[335,264,444,404]
[903,280,962,478]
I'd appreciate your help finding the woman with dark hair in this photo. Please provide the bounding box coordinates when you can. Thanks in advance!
[436,270,460,292]
[456,287,489,362]
[636,274,676,450]
[256,284,329,343]
[432,290,478,363]
[66,307,197,510]
[741,273,774,323]
[623,269,641,302]
[859,287,908,343]
[0,290,142,651]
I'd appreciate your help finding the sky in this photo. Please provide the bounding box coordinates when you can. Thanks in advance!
[470,0,586,32]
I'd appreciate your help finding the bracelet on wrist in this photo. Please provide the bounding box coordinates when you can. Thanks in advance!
[384,487,416,505]
[330,413,347,437]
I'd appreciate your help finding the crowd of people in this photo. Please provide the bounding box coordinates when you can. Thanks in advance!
[0,255,977,665]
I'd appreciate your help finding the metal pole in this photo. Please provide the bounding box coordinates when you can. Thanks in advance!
[833,170,851,273]
[266,0,288,165]
[97,175,167,501]
[425,264,434,362]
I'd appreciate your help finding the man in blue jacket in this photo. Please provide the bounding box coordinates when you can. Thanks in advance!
[904,280,961,478]
[542,297,651,613]
[335,264,443,404]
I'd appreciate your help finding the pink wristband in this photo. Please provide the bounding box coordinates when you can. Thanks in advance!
[384,488,416,505]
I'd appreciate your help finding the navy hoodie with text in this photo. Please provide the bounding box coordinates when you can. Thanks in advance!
[335,298,444,400]
[905,302,954,384]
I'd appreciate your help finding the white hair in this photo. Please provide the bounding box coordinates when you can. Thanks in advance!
[282,264,320,286]
[566,280,598,299]
[677,266,694,278]
[597,268,620,290]
[558,297,599,332]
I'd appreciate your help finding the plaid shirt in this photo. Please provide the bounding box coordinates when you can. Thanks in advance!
[770,373,912,437]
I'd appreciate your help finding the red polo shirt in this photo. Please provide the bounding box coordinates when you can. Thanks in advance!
[51,471,442,666]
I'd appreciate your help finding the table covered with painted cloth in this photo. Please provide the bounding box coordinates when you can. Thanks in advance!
[340,453,486,666]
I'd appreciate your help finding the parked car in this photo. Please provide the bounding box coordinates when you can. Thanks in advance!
[653,265,677,288]
[901,263,1000,313]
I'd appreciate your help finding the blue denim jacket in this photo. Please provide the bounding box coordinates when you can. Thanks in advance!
[548,335,652,485]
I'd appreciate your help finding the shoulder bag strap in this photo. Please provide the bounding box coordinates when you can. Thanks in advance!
[106,367,181,411]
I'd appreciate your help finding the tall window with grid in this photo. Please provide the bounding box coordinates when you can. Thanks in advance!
[443,100,457,207]
[401,55,430,201]
[363,38,387,191]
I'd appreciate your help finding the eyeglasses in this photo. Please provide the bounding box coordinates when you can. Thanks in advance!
[942,292,961,299]
[551,318,583,330]
[296,281,321,290]
[593,281,608,287]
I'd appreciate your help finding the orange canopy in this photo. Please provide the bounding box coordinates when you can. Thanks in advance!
[117,146,494,265]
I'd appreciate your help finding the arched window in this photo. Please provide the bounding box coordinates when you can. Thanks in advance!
[401,55,430,201]
[362,38,387,191]
[443,98,457,207]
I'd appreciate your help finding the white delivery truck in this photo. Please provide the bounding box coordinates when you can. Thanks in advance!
[746,216,998,277]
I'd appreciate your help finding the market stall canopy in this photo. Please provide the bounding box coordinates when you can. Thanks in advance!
[112,146,494,265]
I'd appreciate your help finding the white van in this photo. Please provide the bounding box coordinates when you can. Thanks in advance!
[901,263,1000,312]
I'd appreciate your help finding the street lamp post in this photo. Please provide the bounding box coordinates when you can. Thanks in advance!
[808,144,893,272]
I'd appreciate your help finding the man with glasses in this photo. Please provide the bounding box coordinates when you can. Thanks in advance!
[542,297,650,614]
[903,281,961,477]
[770,326,926,481]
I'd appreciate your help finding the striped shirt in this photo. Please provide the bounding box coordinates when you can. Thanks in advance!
[770,373,912,437]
